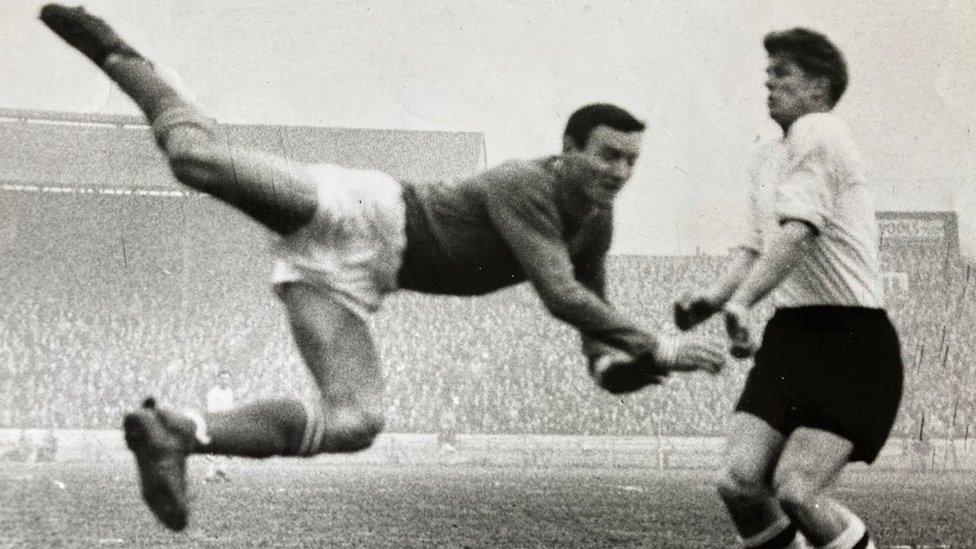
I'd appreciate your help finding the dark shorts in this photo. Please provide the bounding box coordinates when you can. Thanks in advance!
[735,306,904,463]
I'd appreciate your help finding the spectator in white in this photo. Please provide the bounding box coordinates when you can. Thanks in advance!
[436,395,460,454]
[204,370,234,482]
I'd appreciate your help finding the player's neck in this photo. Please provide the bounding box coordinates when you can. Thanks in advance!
[555,179,598,225]
[779,104,832,134]
[551,158,601,220]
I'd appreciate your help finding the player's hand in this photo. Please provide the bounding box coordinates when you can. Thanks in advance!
[652,335,726,374]
[590,351,666,394]
[673,289,720,331]
[723,301,756,359]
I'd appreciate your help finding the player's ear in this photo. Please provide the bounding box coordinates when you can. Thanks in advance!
[562,134,577,154]
[813,75,831,103]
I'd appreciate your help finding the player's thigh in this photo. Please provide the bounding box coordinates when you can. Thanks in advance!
[773,427,853,495]
[724,412,786,486]
[223,148,318,234]
[278,282,383,413]
[168,127,317,235]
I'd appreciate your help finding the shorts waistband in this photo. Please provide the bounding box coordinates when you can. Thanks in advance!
[771,306,889,327]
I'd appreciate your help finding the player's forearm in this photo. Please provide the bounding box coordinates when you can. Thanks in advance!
[728,222,812,308]
[575,261,616,358]
[704,248,759,307]
[540,282,656,358]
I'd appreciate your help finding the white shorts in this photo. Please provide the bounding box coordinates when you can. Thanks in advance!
[271,164,407,320]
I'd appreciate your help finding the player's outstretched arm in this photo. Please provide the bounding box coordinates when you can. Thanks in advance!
[723,220,813,357]
[674,248,758,331]
[570,232,726,388]
[485,169,660,360]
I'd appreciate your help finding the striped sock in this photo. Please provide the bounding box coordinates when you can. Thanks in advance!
[851,530,876,549]
[741,518,806,548]
[820,505,868,549]
[297,400,326,456]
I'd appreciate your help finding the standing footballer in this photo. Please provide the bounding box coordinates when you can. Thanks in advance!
[675,29,902,549]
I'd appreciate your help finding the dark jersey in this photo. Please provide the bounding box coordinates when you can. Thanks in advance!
[396,156,657,361]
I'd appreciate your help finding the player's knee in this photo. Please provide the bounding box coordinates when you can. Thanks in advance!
[716,466,768,504]
[773,470,820,513]
[318,407,385,454]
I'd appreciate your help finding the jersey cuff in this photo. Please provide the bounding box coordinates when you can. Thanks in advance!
[777,215,821,237]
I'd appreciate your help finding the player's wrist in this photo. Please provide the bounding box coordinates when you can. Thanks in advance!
[591,351,630,372]
[652,335,680,368]
[723,296,750,314]
[702,288,726,311]
[590,354,611,372]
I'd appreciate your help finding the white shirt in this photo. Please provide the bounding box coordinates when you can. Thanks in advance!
[206,386,235,414]
[741,112,885,308]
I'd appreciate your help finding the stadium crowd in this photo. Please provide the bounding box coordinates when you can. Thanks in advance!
[1,195,973,440]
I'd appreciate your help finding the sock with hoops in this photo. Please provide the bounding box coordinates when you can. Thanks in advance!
[39,4,207,140]
[39,4,142,66]
[820,505,875,549]
[741,518,807,549]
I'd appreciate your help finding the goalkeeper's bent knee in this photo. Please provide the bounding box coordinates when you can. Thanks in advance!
[297,401,384,455]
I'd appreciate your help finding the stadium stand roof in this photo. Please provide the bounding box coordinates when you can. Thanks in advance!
[0,108,486,193]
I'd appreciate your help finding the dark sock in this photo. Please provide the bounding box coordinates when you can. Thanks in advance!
[39,6,196,127]
[102,55,191,124]
[39,4,141,65]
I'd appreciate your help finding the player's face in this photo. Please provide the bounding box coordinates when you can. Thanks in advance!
[765,54,827,130]
[569,125,642,207]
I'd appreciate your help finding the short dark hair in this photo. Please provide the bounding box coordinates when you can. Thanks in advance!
[764,28,848,106]
[564,103,645,149]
